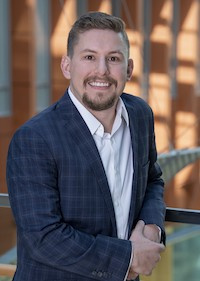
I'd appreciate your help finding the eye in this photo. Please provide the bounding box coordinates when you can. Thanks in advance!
[85,55,95,60]
[107,56,120,62]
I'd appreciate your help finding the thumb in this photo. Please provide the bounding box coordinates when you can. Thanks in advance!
[134,220,145,233]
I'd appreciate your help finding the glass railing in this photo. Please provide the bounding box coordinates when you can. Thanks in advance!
[141,207,200,281]
[0,194,16,281]
[1,193,200,281]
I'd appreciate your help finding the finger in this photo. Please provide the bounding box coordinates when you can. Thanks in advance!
[159,244,166,253]
[127,267,139,280]
[127,271,139,280]
[134,220,145,233]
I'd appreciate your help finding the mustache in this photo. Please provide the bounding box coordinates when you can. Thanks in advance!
[83,76,117,87]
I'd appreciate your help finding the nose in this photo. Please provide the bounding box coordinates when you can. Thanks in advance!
[94,57,110,76]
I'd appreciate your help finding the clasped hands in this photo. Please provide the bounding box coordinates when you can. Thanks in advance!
[127,220,165,280]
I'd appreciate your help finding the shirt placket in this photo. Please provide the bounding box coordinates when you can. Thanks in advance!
[111,137,124,239]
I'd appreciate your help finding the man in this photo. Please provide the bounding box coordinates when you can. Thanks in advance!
[7,12,165,281]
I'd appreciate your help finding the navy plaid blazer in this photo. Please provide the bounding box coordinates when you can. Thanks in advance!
[7,90,165,281]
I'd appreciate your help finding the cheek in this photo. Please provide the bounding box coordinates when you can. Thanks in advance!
[112,65,127,77]
[70,68,87,91]
[71,64,89,79]
[115,69,129,84]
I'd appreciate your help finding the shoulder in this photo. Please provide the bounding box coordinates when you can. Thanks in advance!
[13,91,70,138]
[16,103,57,135]
[121,93,153,116]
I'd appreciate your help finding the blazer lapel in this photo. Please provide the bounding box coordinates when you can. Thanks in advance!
[57,91,117,236]
[124,101,139,237]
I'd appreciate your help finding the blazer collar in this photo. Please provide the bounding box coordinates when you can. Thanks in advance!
[121,96,139,236]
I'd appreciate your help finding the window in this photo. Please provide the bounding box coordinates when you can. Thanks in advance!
[0,0,11,116]
[141,0,152,101]
[170,0,179,99]
[35,0,51,112]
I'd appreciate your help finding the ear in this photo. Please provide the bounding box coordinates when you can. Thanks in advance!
[61,55,71,79]
[127,59,134,81]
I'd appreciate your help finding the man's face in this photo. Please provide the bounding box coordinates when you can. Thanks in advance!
[61,29,133,112]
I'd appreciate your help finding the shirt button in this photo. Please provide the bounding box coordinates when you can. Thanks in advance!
[114,166,119,172]
[115,201,119,207]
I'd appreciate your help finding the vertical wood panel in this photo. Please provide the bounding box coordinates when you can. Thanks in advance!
[11,0,36,130]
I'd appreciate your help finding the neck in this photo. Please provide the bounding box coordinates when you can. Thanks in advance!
[89,107,116,134]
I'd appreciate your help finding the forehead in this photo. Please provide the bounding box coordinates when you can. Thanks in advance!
[74,29,128,54]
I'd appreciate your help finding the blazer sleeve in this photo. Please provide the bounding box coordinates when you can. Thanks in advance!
[137,108,166,233]
[6,126,131,281]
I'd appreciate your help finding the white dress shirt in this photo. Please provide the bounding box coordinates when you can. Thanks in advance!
[68,88,133,240]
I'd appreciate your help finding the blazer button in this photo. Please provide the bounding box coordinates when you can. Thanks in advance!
[103,272,108,278]
[92,270,97,276]
[97,271,103,278]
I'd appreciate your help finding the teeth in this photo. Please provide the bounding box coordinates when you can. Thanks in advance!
[90,82,109,87]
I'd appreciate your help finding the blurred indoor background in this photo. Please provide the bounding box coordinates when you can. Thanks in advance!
[0,0,200,280]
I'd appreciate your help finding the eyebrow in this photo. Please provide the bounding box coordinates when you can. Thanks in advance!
[80,49,124,56]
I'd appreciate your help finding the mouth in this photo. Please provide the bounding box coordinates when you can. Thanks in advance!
[88,81,110,88]
[84,76,117,89]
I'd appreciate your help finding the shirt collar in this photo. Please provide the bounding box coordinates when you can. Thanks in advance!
[116,98,129,127]
[68,87,129,136]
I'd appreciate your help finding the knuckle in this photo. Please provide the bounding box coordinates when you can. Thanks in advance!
[144,269,153,276]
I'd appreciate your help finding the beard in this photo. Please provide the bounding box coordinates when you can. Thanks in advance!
[82,75,118,111]
[82,92,117,111]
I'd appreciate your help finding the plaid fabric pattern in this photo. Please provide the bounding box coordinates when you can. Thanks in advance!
[6,90,165,281]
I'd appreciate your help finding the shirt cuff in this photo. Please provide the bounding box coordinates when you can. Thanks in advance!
[157,226,162,242]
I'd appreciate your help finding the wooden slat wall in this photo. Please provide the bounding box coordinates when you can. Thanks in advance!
[1,0,200,261]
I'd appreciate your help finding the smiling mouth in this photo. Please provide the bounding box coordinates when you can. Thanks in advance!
[88,81,110,87]
[84,76,117,89]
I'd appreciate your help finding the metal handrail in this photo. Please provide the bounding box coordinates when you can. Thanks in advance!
[0,263,16,277]
[0,193,200,224]
[165,207,200,224]
[0,193,10,208]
